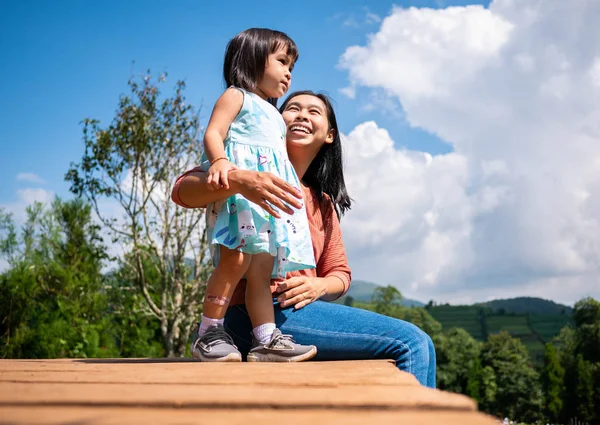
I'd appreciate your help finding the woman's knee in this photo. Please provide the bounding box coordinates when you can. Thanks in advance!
[391,322,434,361]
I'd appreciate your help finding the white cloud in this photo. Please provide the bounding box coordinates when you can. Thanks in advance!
[339,8,383,29]
[338,0,600,305]
[365,12,381,25]
[339,85,356,99]
[16,188,54,205]
[16,173,46,184]
[0,188,55,225]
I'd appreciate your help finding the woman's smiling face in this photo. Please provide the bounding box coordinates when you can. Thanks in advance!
[282,94,334,149]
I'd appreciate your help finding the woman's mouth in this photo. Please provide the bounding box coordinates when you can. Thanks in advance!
[289,124,311,135]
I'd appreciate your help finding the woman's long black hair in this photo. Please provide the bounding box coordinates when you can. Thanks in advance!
[279,91,352,219]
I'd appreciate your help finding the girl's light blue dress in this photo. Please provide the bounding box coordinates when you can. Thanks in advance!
[200,87,315,278]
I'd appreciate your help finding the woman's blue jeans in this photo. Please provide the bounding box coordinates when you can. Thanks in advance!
[224,300,436,388]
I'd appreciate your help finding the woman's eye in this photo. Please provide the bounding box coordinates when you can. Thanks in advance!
[310,109,321,115]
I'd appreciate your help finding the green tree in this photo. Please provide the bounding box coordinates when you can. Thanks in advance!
[372,285,402,317]
[572,354,595,424]
[0,200,117,358]
[434,328,481,394]
[465,357,483,403]
[479,364,497,413]
[541,343,564,423]
[481,331,543,422]
[66,73,211,357]
[398,307,442,336]
[572,297,600,364]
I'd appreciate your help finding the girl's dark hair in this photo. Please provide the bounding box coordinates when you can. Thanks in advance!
[279,91,352,219]
[224,28,298,105]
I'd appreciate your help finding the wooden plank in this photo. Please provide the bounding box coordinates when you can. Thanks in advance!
[0,359,418,386]
[0,407,501,425]
[0,382,476,410]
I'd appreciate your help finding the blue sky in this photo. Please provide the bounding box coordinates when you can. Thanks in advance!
[3,0,599,305]
[0,0,485,205]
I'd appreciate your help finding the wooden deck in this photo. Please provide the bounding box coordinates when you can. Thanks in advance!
[0,359,499,424]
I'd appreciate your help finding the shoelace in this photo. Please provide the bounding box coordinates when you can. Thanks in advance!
[200,327,237,348]
[267,332,296,349]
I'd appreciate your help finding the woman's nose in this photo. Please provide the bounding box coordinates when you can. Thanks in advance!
[295,111,308,121]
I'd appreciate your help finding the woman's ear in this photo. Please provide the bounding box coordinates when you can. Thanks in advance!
[325,129,335,144]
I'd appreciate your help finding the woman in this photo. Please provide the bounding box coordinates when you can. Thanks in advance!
[172,91,436,387]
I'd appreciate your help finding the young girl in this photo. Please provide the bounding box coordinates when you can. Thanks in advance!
[191,28,317,362]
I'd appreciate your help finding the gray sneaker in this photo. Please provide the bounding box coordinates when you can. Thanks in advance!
[191,323,242,362]
[247,328,317,362]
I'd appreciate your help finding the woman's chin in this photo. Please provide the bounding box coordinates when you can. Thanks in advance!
[286,132,311,143]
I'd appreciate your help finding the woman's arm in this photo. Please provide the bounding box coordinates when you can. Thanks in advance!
[317,201,352,300]
[171,168,304,218]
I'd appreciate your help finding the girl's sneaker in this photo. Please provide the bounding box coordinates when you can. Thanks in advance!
[191,323,242,362]
[247,328,317,362]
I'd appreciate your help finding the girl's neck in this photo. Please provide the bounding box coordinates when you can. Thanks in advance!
[254,87,268,101]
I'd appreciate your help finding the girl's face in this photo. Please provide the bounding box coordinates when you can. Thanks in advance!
[282,95,334,150]
[257,47,293,100]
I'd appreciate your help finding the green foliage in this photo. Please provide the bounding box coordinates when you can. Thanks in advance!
[541,343,564,423]
[572,297,600,364]
[427,305,486,340]
[0,200,117,358]
[427,304,570,363]
[434,328,481,394]
[478,296,572,315]
[479,365,497,412]
[372,285,403,316]
[338,280,424,307]
[466,357,482,402]
[357,290,442,337]
[572,354,595,423]
[481,331,543,422]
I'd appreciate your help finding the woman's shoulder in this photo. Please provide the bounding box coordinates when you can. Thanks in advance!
[304,187,334,219]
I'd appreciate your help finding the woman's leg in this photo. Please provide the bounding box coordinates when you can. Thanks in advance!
[225,301,436,388]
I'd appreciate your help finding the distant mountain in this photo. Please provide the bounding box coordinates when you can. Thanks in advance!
[339,280,425,308]
[475,297,572,315]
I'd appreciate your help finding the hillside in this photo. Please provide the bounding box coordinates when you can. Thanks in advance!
[338,281,573,362]
[338,280,425,307]
[426,305,573,362]
[476,296,572,315]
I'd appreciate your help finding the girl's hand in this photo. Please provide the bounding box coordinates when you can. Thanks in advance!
[275,276,328,310]
[206,159,239,190]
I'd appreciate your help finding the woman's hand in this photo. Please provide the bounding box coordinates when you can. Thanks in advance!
[175,169,304,214]
[275,276,329,310]
[230,170,304,218]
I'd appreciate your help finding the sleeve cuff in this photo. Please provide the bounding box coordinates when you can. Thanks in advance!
[326,272,351,300]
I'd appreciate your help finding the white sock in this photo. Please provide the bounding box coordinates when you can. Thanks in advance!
[253,323,276,345]
[197,314,224,337]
